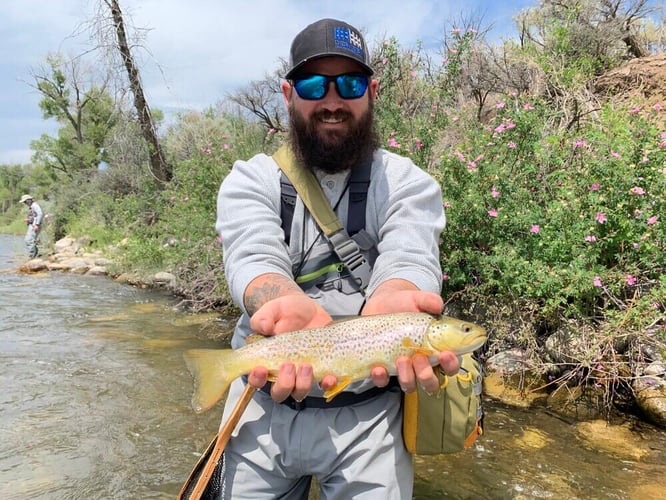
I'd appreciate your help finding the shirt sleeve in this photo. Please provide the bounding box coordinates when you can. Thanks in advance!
[216,154,293,310]
[366,152,446,295]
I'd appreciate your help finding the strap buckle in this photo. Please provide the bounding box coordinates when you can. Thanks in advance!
[328,229,371,293]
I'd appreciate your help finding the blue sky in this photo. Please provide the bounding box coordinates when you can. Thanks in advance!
[0,0,537,165]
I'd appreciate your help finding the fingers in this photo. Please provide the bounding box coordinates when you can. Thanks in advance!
[439,350,461,376]
[248,366,269,389]
[320,374,338,391]
[396,356,416,392]
[370,366,390,388]
[249,295,333,336]
[416,292,444,315]
[269,362,314,403]
[396,353,455,395]
[412,354,440,394]
[362,289,444,316]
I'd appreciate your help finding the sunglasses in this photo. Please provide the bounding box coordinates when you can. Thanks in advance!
[292,73,369,100]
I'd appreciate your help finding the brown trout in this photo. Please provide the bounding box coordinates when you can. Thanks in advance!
[183,312,486,413]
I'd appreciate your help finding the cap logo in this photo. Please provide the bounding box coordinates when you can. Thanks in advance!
[333,26,364,58]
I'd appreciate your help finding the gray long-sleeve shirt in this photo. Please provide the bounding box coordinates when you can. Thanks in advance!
[216,148,446,343]
[28,202,43,227]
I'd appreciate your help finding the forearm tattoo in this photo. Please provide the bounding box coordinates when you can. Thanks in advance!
[244,275,301,315]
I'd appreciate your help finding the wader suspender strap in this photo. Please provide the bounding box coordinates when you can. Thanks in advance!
[273,145,372,293]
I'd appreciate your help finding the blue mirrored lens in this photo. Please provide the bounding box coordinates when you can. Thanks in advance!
[294,75,328,99]
[336,74,368,99]
[293,74,368,100]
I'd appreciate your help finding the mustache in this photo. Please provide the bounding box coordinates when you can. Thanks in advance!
[312,109,353,123]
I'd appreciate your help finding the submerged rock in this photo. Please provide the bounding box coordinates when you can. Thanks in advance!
[575,420,652,460]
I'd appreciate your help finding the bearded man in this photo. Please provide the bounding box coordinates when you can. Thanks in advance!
[213,18,458,499]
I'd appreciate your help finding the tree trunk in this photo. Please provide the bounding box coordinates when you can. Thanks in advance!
[107,0,171,184]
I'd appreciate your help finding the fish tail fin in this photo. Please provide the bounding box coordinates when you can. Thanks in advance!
[183,349,235,414]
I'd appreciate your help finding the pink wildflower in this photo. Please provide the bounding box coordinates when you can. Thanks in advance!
[585,235,597,242]
[491,187,500,198]
[611,151,621,158]
[653,104,662,111]
[629,186,645,195]
[455,151,466,162]
[388,137,400,148]
[593,276,603,287]
[442,272,449,281]
[507,141,517,149]
[530,225,540,234]
[626,275,638,286]
[523,102,534,110]
[589,183,600,191]
[496,102,506,109]
[596,212,607,224]
[647,216,658,225]
[488,209,498,218]
[443,201,451,208]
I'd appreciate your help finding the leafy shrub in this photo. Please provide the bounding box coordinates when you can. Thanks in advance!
[436,97,665,331]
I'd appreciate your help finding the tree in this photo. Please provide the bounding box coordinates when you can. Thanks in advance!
[30,54,116,178]
[100,0,172,184]
[227,64,289,135]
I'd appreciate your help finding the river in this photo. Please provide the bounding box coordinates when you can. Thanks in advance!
[1,233,664,499]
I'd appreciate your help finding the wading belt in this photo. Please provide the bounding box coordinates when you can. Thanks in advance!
[253,376,400,411]
[272,144,372,293]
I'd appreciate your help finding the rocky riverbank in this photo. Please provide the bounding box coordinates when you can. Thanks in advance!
[18,235,178,289]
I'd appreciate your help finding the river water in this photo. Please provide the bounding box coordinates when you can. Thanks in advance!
[1,233,664,499]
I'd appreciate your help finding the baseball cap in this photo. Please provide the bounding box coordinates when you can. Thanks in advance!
[285,18,373,79]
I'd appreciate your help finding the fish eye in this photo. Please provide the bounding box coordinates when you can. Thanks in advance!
[462,324,472,333]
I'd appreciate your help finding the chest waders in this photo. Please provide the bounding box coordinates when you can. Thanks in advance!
[267,145,399,411]
[274,145,374,295]
[276,145,485,454]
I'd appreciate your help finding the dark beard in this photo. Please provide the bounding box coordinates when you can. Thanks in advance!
[288,101,379,174]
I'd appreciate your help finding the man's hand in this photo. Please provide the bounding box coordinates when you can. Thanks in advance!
[247,292,332,402]
[249,294,332,336]
[361,279,443,317]
[362,278,461,391]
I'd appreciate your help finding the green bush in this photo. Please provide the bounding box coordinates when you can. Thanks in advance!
[436,97,665,330]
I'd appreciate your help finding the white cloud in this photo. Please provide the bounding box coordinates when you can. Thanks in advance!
[0,0,534,166]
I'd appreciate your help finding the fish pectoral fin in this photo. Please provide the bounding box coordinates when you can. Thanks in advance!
[401,337,437,356]
[323,377,354,402]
